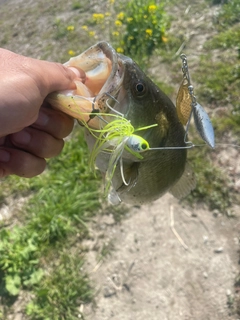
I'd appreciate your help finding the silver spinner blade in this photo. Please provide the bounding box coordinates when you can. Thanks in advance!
[193,102,215,148]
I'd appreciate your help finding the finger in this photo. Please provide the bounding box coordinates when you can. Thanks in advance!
[0,148,46,178]
[32,106,74,139]
[10,127,64,159]
[33,60,85,94]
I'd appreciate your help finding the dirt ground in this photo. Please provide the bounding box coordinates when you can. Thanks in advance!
[84,194,240,320]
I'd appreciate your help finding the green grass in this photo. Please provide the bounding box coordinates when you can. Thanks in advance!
[214,0,240,29]
[195,57,240,112]
[185,145,234,213]
[0,127,101,318]
[26,253,93,320]
[205,24,240,50]
[197,0,240,115]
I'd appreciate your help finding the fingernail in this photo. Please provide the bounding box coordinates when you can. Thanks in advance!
[0,150,10,163]
[12,130,31,145]
[35,110,49,126]
[69,67,86,82]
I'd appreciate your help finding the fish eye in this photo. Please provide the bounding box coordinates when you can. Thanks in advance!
[136,83,144,92]
[135,82,146,95]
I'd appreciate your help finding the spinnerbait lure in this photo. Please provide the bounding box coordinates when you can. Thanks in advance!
[177,54,215,148]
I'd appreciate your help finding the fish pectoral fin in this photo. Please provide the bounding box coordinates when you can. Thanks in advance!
[169,162,196,199]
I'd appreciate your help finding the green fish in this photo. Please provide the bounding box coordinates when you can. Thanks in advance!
[48,42,196,205]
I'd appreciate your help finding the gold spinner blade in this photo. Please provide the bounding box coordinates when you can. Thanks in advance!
[176,77,192,126]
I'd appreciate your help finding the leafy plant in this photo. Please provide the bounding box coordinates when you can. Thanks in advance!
[53,18,76,40]
[26,253,93,320]
[0,228,42,296]
[119,0,169,60]
[85,0,170,66]
[0,128,101,318]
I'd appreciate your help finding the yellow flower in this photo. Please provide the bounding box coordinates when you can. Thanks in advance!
[162,35,168,43]
[92,13,105,23]
[148,4,157,13]
[67,25,75,31]
[81,25,88,31]
[116,47,124,53]
[145,29,153,36]
[117,12,124,20]
[105,12,111,17]
[112,31,120,36]
[115,20,122,27]
[68,50,76,56]
[127,17,133,23]
[109,0,114,4]
[128,35,134,41]
[89,31,96,37]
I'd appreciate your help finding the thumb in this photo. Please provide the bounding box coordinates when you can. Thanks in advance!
[36,60,86,95]
[0,48,84,97]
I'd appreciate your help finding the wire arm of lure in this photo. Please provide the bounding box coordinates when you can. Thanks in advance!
[119,157,131,186]
[105,95,124,118]
[149,142,195,151]
[149,141,226,151]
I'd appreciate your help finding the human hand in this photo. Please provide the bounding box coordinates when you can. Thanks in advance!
[0,48,84,178]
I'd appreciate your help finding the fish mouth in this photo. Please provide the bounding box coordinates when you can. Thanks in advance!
[47,42,125,128]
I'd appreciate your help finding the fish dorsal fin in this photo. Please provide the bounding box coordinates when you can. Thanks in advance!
[169,162,196,199]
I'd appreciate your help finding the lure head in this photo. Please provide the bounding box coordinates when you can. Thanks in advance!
[48,42,194,205]
[126,135,149,153]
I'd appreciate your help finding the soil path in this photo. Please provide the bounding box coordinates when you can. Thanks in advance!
[85,194,239,320]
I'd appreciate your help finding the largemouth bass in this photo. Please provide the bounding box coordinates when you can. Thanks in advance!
[48,42,196,205]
